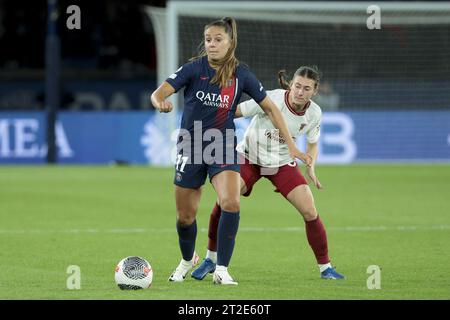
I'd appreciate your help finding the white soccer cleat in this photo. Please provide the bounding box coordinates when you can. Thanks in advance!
[168,253,200,282]
[213,265,238,285]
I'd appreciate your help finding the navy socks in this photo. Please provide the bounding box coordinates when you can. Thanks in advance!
[216,210,240,267]
[176,220,197,261]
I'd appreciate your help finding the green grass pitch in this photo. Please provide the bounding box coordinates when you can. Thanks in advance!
[0,164,449,300]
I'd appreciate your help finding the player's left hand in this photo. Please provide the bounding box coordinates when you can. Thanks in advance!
[306,166,322,189]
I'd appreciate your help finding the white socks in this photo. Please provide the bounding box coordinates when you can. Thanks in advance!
[181,259,193,267]
[206,250,217,263]
[215,265,227,272]
[319,262,332,273]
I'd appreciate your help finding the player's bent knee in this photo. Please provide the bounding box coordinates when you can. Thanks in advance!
[220,198,240,213]
[301,207,318,222]
[176,210,197,225]
[177,216,196,226]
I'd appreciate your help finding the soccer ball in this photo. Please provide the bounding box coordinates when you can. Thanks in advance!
[114,256,153,290]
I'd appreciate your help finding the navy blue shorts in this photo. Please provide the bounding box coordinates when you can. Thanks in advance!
[173,133,240,189]
[173,160,240,189]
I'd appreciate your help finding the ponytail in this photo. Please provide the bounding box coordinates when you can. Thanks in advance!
[278,70,290,90]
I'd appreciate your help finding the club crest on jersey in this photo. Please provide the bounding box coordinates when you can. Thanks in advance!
[299,123,307,131]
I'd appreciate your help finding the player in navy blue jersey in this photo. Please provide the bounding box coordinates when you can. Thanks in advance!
[151,17,311,285]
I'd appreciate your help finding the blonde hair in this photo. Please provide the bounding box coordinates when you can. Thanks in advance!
[191,17,239,88]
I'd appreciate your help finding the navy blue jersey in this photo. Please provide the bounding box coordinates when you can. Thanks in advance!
[166,56,267,133]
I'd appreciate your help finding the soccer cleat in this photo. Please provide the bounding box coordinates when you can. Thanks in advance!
[168,253,200,282]
[321,267,345,280]
[213,266,238,285]
[191,258,216,280]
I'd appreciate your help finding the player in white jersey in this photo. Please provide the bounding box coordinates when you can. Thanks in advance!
[192,66,345,280]
[236,86,322,168]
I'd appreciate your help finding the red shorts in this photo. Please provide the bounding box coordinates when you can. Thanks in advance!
[240,158,308,198]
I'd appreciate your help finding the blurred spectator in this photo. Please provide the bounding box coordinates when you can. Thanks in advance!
[314,81,340,111]
[0,0,45,70]
[0,0,159,75]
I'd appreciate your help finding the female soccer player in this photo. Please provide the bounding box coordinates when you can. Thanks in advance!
[191,66,345,281]
[151,18,311,285]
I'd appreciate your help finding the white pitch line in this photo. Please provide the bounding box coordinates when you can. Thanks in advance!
[0,225,449,235]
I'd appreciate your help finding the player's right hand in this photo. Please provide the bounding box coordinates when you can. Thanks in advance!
[157,100,173,113]
[290,148,312,167]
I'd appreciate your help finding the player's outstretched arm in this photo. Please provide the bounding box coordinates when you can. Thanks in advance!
[258,96,312,166]
[151,81,175,113]
[305,142,322,189]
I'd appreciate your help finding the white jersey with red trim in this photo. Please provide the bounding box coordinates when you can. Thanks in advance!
[236,89,321,167]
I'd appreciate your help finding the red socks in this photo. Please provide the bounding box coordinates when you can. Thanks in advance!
[207,202,221,251]
[209,203,330,265]
[305,216,330,264]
